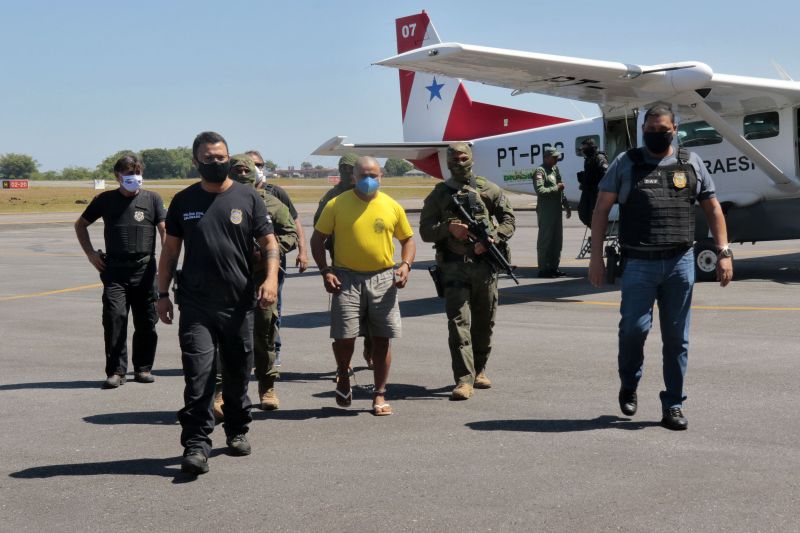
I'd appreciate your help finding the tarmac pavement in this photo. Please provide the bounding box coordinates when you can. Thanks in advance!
[1,205,799,532]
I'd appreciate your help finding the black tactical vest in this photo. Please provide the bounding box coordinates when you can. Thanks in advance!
[105,192,158,256]
[619,148,697,247]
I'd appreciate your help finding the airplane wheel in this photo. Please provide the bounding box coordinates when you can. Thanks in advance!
[694,241,717,282]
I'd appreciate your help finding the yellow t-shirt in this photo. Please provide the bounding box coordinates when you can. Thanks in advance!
[315,190,414,272]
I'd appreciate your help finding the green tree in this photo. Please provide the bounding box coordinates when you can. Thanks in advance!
[96,150,138,179]
[0,153,39,179]
[141,148,192,179]
[61,166,96,181]
[314,164,325,170]
[30,170,61,181]
[264,160,277,172]
[300,161,313,170]
[384,158,413,177]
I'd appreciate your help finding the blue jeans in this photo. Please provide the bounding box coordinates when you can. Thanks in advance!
[618,249,694,409]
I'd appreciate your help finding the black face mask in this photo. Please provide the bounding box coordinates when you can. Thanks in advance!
[643,131,674,154]
[581,147,596,157]
[197,161,231,183]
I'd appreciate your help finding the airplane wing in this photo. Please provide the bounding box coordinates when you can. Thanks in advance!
[312,136,451,160]
[376,43,800,114]
[376,43,800,189]
[375,43,716,114]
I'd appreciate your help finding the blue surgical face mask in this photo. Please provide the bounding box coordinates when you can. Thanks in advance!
[356,175,380,195]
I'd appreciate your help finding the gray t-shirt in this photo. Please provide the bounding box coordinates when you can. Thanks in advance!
[599,148,716,204]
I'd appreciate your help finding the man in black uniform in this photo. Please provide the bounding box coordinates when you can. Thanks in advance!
[576,138,609,227]
[75,155,166,389]
[589,105,733,431]
[157,132,280,475]
[247,149,307,367]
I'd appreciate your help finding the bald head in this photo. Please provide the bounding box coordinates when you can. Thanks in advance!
[353,156,382,180]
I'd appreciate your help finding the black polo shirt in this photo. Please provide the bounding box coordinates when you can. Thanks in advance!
[81,189,166,255]
[166,181,273,309]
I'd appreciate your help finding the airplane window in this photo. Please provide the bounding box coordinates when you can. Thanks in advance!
[575,135,600,156]
[678,121,723,147]
[743,112,779,140]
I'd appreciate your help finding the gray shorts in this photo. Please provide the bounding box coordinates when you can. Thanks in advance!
[330,267,401,339]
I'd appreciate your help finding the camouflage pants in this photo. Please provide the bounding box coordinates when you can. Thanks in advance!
[440,259,498,385]
[536,201,563,272]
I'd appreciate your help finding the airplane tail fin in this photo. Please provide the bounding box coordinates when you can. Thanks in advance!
[395,11,568,176]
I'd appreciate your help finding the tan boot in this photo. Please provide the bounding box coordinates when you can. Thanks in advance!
[450,382,473,401]
[259,377,280,411]
[213,391,224,423]
[474,372,492,389]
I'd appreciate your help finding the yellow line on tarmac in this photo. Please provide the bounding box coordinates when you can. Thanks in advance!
[0,283,102,302]
[575,300,800,312]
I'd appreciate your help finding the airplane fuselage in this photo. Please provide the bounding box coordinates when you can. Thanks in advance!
[465,105,800,244]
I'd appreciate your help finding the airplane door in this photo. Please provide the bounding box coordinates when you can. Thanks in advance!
[796,107,800,177]
[604,112,638,160]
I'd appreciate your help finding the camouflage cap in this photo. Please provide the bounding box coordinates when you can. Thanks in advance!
[544,147,561,158]
[229,154,257,185]
[338,153,359,168]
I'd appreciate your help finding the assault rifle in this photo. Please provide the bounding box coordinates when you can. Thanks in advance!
[451,194,519,285]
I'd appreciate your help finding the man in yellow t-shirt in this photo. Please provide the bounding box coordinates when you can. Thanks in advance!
[311,156,416,416]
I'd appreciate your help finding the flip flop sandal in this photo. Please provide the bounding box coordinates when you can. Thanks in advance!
[372,403,392,416]
[335,371,352,407]
[372,390,392,416]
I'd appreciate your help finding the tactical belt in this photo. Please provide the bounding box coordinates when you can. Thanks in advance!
[621,245,690,260]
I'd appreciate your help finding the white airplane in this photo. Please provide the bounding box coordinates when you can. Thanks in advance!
[313,10,800,280]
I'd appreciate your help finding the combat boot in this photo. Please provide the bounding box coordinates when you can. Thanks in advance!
[213,391,224,423]
[450,382,473,401]
[258,376,280,411]
[474,372,492,389]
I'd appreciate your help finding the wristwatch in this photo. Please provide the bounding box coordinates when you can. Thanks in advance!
[716,246,733,258]
[158,292,170,299]
[401,260,412,270]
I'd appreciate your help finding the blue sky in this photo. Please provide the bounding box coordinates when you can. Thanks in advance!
[1,0,797,171]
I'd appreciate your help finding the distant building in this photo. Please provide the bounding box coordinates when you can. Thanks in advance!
[403,168,429,177]
[275,167,337,179]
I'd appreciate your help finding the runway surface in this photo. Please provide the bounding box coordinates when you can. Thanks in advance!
[1,206,799,532]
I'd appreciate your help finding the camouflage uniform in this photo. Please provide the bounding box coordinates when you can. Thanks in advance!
[220,155,297,409]
[419,143,515,394]
[534,148,565,276]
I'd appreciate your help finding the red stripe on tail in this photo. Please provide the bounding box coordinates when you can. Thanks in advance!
[409,153,443,179]
[443,84,569,141]
[396,12,431,121]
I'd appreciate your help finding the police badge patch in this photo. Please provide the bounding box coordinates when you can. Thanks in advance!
[230,209,243,224]
[672,171,687,189]
[134,211,145,222]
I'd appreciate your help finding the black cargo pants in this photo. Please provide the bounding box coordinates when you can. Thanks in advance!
[177,302,254,457]
[100,256,158,377]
